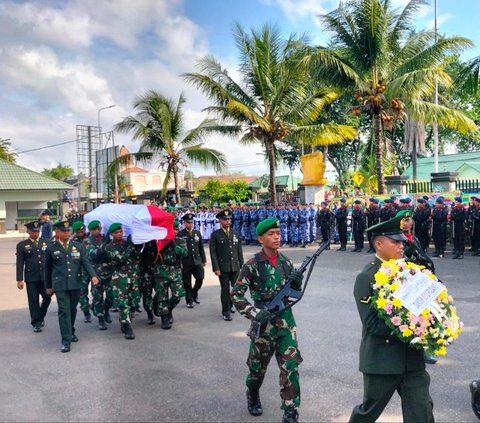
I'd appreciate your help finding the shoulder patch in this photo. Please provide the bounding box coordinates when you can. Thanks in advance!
[360,295,371,304]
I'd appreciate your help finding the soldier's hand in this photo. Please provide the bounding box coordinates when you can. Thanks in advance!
[91,276,99,285]
[46,288,54,296]
[214,270,221,276]
[289,270,303,290]
[254,309,271,323]
[17,281,24,290]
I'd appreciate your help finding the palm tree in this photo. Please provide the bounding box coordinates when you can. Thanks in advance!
[314,0,478,193]
[0,138,17,163]
[184,23,356,204]
[112,91,228,203]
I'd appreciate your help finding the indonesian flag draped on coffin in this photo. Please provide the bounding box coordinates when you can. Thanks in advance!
[84,204,175,250]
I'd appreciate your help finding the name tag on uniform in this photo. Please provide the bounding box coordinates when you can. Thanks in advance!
[71,246,80,260]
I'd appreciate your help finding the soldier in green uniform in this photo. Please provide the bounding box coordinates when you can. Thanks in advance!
[83,220,113,330]
[16,221,51,332]
[45,220,98,353]
[152,221,187,329]
[72,221,92,323]
[105,223,140,340]
[349,215,434,423]
[231,218,303,423]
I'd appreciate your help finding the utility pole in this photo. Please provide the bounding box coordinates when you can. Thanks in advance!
[433,0,439,173]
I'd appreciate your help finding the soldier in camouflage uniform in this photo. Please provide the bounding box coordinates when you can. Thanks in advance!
[152,221,188,329]
[231,218,303,423]
[83,220,113,330]
[72,221,92,323]
[105,223,140,340]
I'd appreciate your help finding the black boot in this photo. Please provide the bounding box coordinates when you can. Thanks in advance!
[104,308,112,324]
[84,311,92,323]
[98,316,107,331]
[161,315,172,330]
[282,409,298,423]
[122,323,135,339]
[147,311,156,325]
[246,389,263,416]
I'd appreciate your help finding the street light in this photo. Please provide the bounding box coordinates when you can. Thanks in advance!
[98,104,116,137]
[96,104,116,205]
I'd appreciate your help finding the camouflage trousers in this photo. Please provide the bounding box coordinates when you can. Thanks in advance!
[111,274,140,323]
[246,320,302,411]
[79,275,91,313]
[91,277,113,318]
[140,271,154,314]
[152,266,185,316]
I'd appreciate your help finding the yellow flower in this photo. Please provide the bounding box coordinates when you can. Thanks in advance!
[435,346,447,356]
[421,309,430,320]
[437,339,444,345]
[437,289,447,301]
[374,272,389,287]
[402,328,413,337]
[376,298,388,309]
[426,273,436,280]
[392,297,402,309]
[389,282,399,292]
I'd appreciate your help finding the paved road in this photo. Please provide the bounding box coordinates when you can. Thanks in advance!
[0,236,478,422]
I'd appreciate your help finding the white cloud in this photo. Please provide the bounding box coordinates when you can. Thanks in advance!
[261,0,334,23]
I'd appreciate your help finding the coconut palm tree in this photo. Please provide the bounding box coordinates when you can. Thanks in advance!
[112,91,228,203]
[313,0,478,193]
[184,23,356,204]
[0,138,17,163]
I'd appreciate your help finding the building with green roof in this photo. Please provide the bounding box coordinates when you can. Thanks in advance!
[250,174,301,203]
[0,159,74,231]
[402,151,480,180]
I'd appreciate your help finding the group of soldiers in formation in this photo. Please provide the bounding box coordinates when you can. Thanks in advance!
[13,195,480,423]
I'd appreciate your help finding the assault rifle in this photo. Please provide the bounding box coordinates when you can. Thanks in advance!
[246,239,330,341]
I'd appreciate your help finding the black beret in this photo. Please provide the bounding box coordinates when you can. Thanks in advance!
[25,221,41,231]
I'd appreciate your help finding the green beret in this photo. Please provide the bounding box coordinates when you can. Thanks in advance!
[256,218,280,236]
[108,222,123,234]
[72,221,85,231]
[173,220,180,228]
[366,215,407,241]
[53,220,72,231]
[395,210,412,219]
[87,220,101,230]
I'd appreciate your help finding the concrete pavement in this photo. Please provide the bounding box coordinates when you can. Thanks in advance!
[0,237,479,422]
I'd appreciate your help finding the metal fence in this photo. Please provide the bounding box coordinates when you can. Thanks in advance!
[455,179,480,193]
[405,180,432,194]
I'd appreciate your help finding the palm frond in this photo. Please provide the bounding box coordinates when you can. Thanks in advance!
[183,145,227,173]
[291,123,357,146]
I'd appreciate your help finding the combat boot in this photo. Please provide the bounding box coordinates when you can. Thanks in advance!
[98,316,107,331]
[122,323,135,340]
[282,409,298,423]
[104,308,112,324]
[246,389,263,416]
[147,311,156,325]
[84,311,92,323]
[161,315,172,330]
[167,307,174,324]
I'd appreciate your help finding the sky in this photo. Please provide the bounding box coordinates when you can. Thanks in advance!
[1,0,480,179]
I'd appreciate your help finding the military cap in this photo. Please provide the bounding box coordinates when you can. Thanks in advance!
[454,196,462,203]
[340,198,346,203]
[390,195,397,200]
[25,221,41,231]
[53,220,72,231]
[181,213,195,222]
[475,197,480,203]
[108,222,123,234]
[354,199,362,205]
[396,209,413,218]
[399,198,407,204]
[417,198,426,204]
[216,209,232,219]
[40,210,51,216]
[321,201,328,206]
[405,197,412,203]
[256,218,280,236]
[173,220,180,228]
[422,195,429,201]
[366,216,408,241]
[384,199,392,204]
[87,220,101,230]
[436,197,444,204]
[72,221,85,231]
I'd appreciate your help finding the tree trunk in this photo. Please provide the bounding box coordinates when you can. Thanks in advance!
[266,142,277,205]
[373,112,387,194]
[173,166,181,206]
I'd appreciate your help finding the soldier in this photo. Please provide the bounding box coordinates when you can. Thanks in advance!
[83,220,113,330]
[177,213,207,307]
[72,221,92,323]
[365,198,380,253]
[39,210,53,240]
[152,221,187,329]
[267,204,278,219]
[277,204,289,247]
[451,196,467,259]
[471,197,480,256]
[379,199,395,222]
[210,209,244,321]
[257,203,268,224]
[431,197,448,258]
[45,220,98,352]
[350,215,434,422]
[308,203,316,243]
[242,205,251,245]
[413,198,431,251]
[288,204,299,248]
[298,204,309,248]
[138,240,158,325]
[335,198,348,251]
[16,221,51,332]
[105,223,140,340]
[317,201,332,248]
[351,200,365,252]
[468,196,476,251]
[231,218,303,423]
[249,205,259,246]
[233,205,243,234]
